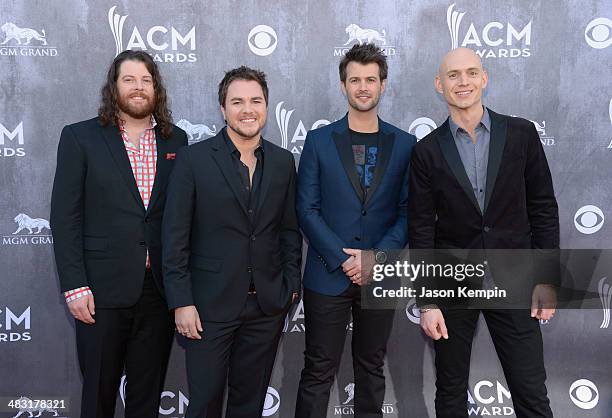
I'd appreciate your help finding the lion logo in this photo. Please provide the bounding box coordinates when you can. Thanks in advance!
[11,396,59,417]
[344,24,386,46]
[1,23,47,46]
[13,213,51,235]
[343,383,355,405]
[176,119,217,145]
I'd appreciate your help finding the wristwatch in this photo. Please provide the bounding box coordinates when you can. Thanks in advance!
[374,249,387,264]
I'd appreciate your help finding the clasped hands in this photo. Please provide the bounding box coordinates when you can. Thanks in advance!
[341,248,375,286]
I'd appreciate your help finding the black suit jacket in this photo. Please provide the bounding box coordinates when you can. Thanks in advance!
[50,117,187,307]
[162,129,302,322]
[409,109,559,251]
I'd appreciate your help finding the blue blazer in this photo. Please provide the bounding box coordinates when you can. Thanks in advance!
[297,115,416,296]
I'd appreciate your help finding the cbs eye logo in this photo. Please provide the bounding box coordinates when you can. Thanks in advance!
[262,386,280,416]
[408,117,437,141]
[574,205,605,234]
[585,17,612,49]
[248,25,278,56]
[405,298,421,325]
[569,379,599,409]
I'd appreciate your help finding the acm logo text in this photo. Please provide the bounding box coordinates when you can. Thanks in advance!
[0,306,31,342]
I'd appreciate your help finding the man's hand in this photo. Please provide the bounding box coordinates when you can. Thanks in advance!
[342,248,375,286]
[420,309,449,340]
[175,305,203,340]
[68,293,96,324]
[531,284,557,321]
[342,248,362,285]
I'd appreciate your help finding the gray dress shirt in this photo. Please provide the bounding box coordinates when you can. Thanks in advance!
[448,108,491,211]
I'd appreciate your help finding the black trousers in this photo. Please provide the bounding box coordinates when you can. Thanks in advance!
[434,309,552,418]
[295,284,395,418]
[75,269,174,418]
[184,294,286,418]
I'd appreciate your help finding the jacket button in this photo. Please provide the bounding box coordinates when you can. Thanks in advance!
[251,235,256,241]
[483,226,490,233]
[247,267,253,273]
[139,241,146,247]
[361,210,367,216]
[355,237,361,241]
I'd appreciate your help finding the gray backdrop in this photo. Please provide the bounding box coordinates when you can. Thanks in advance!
[1,0,611,417]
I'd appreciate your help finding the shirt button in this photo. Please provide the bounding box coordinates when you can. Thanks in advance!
[248,209,254,214]
[483,226,490,233]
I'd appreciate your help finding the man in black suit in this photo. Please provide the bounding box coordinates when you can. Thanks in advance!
[50,50,187,418]
[162,66,302,418]
[408,48,558,418]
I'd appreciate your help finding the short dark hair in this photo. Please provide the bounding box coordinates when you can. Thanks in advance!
[98,50,173,138]
[339,43,388,82]
[218,66,268,107]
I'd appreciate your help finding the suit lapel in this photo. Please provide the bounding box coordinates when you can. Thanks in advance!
[209,132,249,217]
[255,139,273,219]
[437,119,481,215]
[100,123,144,211]
[146,126,169,214]
[332,129,365,202]
[364,129,394,206]
[484,110,507,213]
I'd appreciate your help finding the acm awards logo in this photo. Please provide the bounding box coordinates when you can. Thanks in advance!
[176,119,217,145]
[120,375,190,416]
[446,3,532,59]
[331,382,394,415]
[584,17,612,49]
[248,25,278,57]
[275,102,331,155]
[108,6,197,63]
[574,205,605,235]
[0,121,25,157]
[0,306,31,343]
[120,376,280,417]
[0,21,59,57]
[599,277,611,329]
[3,213,53,246]
[569,379,599,410]
[467,380,513,416]
[333,24,397,57]
[608,99,612,149]
[283,298,305,333]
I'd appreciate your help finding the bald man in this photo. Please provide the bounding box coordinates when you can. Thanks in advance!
[408,48,559,417]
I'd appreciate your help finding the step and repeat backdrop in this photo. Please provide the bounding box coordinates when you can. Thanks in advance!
[1,0,611,417]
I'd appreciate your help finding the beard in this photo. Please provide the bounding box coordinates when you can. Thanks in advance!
[347,92,380,112]
[226,119,264,140]
[117,92,156,119]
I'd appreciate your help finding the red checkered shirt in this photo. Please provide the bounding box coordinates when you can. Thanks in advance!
[64,118,157,303]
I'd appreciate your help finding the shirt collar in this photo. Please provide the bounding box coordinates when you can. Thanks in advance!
[449,106,490,138]
[118,115,157,132]
[222,126,264,157]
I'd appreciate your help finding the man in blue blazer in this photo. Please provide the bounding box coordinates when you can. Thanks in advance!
[295,43,416,418]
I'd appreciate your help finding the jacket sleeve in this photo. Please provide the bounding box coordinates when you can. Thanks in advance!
[297,132,349,272]
[50,125,89,293]
[280,156,303,297]
[162,147,196,309]
[375,137,414,250]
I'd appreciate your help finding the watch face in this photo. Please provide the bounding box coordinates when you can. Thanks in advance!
[375,251,387,264]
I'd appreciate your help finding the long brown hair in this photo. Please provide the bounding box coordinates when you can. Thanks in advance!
[98,50,174,138]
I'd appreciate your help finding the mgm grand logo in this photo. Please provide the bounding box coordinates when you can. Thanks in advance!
[332,383,394,415]
[3,213,53,246]
[0,22,59,57]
